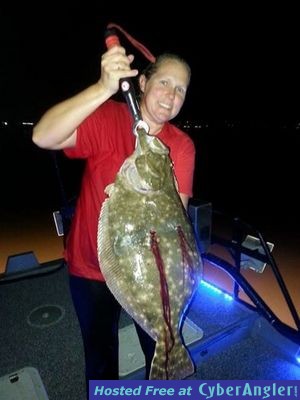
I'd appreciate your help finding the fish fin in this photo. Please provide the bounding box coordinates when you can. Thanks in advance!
[98,199,124,293]
[104,183,114,195]
[149,340,195,380]
[98,198,155,339]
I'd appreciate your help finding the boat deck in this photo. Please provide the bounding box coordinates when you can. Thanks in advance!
[0,260,299,399]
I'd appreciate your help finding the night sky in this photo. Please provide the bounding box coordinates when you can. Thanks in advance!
[0,8,299,236]
[1,8,299,121]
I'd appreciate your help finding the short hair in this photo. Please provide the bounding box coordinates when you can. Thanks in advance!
[142,53,191,84]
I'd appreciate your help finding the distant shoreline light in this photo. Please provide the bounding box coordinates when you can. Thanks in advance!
[22,122,34,126]
[1,121,34,127]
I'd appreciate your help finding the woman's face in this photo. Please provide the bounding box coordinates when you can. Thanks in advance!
[139,59,190,126]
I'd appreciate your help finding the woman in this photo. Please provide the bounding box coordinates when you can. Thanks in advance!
[32,44,195,387]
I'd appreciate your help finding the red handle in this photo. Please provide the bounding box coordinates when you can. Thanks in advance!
[105,29,120,49]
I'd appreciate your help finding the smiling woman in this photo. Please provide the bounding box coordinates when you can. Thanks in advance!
[139,55,191,130]
[30,27,198,388]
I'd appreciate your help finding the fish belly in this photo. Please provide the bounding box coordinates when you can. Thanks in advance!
[98,178,202,379]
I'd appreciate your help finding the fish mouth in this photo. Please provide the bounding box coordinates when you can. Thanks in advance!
[138,129,169,155]
[149,137,169,155]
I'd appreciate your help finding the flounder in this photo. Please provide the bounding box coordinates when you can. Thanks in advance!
[97,127,202,379]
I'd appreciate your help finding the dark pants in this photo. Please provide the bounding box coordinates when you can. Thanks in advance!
[69,275,156,389]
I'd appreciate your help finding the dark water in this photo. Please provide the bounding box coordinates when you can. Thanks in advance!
[0,125,83,214]
[189,126,300,235]
[1,124,299,236]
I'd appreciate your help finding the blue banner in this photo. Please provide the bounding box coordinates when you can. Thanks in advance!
[89,380,299,400]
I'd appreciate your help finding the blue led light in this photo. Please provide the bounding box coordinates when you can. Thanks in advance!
[200,280,233,301]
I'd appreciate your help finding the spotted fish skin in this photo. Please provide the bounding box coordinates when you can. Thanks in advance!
[97,128,202,379]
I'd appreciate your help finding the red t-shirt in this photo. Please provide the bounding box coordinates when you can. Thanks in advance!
[64,100,195,281]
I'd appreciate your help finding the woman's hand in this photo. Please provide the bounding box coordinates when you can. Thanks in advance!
[98,45,139,95]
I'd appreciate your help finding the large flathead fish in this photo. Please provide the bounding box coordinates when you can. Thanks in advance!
[97,127,202,379]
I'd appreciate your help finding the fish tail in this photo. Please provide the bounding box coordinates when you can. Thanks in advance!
[149,338,195,380]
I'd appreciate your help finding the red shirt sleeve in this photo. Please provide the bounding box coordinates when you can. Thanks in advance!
[173,136,195,197]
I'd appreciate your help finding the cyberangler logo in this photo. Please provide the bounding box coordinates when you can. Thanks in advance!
[198,382,298,400]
